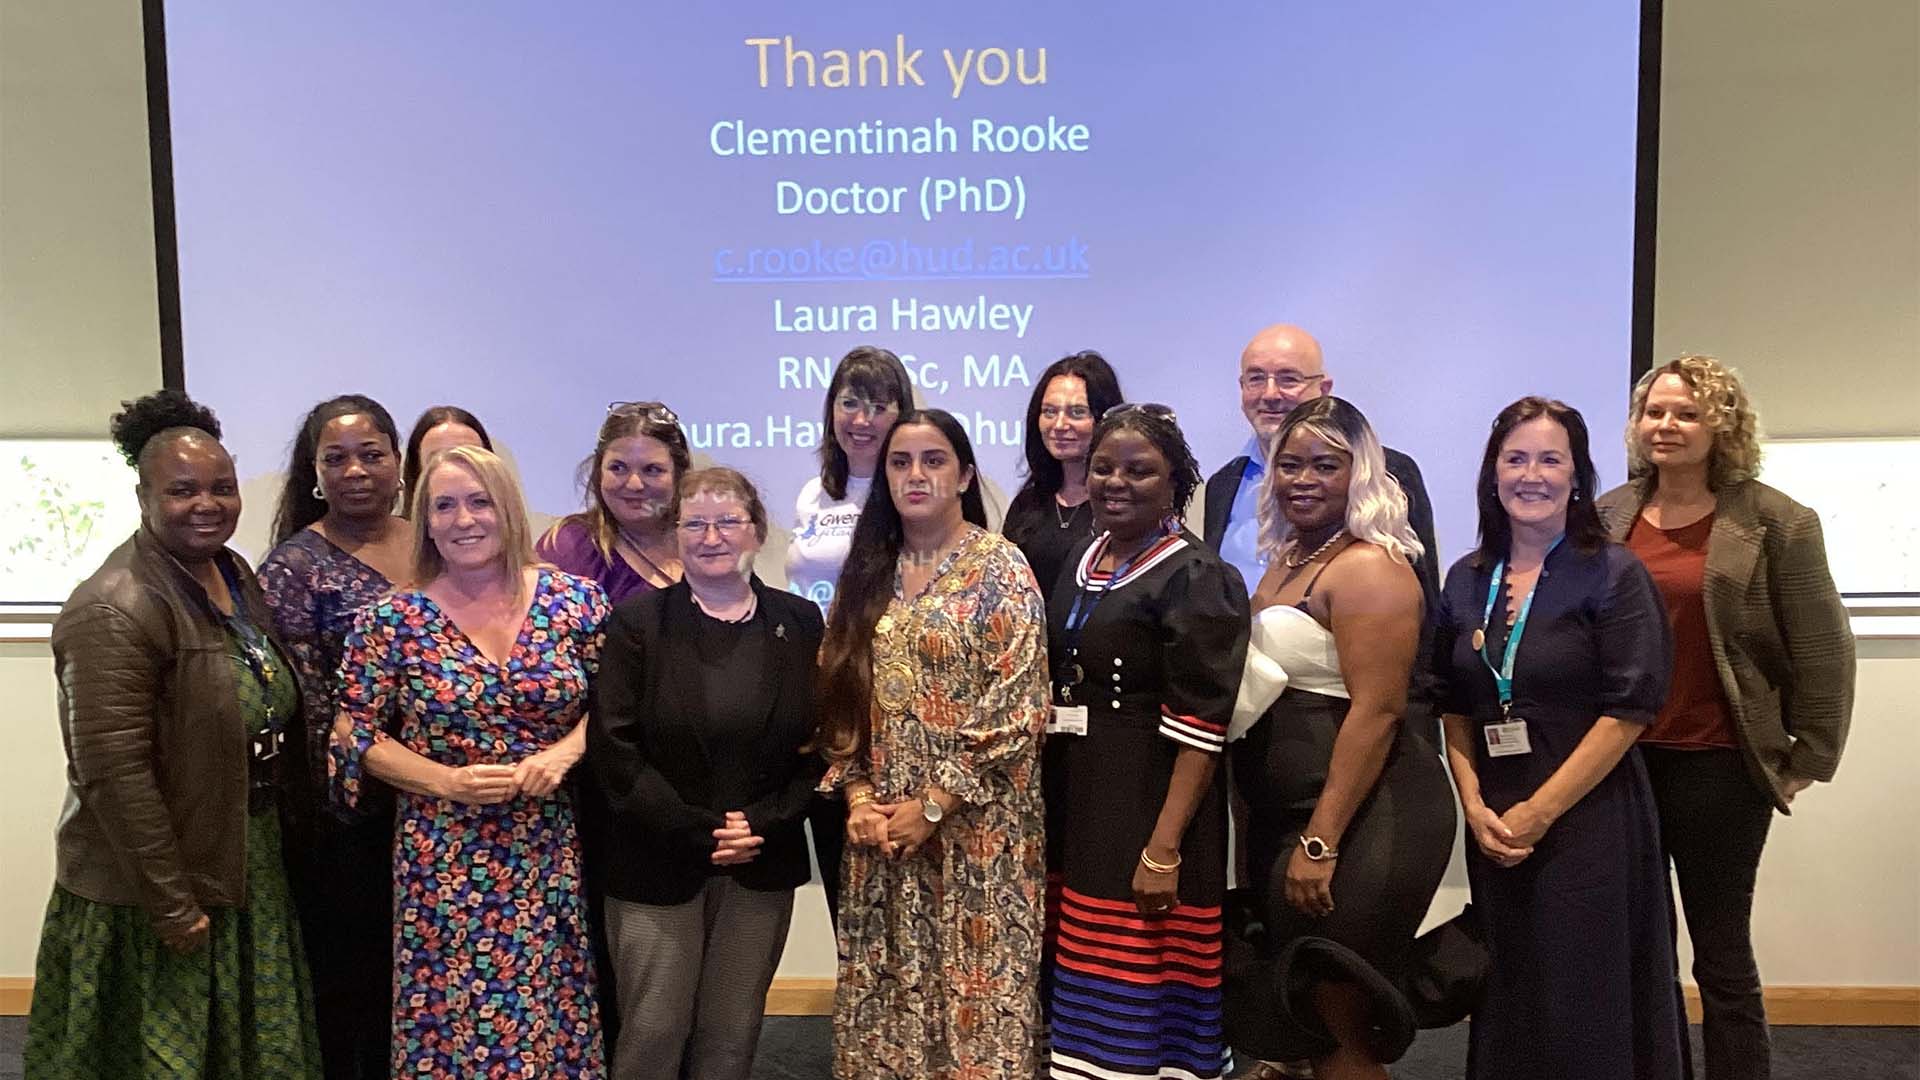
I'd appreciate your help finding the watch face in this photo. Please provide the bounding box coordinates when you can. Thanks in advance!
[922,797,943,823]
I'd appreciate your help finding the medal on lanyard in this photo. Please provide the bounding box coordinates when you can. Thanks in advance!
[1057,531,1156,705]
[1477,536,1562,756]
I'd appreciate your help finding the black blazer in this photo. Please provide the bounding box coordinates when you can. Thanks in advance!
[1201,444,1443,602]
[587,577,825,905]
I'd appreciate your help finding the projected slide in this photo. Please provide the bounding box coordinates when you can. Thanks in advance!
[166,4,1642,562]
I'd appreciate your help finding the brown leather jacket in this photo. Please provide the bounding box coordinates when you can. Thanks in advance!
[50,527,299,938]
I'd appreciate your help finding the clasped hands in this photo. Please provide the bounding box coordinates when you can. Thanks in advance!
[437,743,582,804]
[1466,798,1555,868]
[845,795,940,859]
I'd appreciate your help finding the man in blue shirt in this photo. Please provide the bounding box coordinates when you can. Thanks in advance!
[1201,323,1439,601]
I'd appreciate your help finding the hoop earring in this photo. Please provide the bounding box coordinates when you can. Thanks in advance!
[312,483,326,501]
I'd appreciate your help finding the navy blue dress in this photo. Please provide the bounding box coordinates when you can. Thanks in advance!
[1431,541,1684,1080]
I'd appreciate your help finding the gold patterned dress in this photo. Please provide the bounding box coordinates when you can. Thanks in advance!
[828,528,1051,1079]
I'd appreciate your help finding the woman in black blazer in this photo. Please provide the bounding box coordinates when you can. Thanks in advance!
[588,467,825,1080]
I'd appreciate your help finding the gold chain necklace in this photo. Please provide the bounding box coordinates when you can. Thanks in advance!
[1283,528,1347,568]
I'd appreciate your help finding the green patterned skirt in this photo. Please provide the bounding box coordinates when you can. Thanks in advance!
[24,806,325,1080]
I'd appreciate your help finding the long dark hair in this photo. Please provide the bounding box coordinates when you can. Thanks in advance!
[817,409,987,761]
[560,402,692,560]
[818,346,915,500]
[270,394,401,546]
[1087,405,1205,525]
[1006,350,1124,539]
[401,406,493,516]
[1471,396,1607,567]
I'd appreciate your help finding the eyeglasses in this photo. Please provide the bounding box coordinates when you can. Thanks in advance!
[835,395,900,418]
[1103,402,1178,423]
[1240,371,1325,393]
[678,516,752,537]
[607,401,680,424]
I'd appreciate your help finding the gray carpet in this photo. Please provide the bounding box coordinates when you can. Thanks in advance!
[3,1014,1914,1078]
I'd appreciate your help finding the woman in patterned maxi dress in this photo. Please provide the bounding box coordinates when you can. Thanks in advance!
[817,410,1052,1079]
[333,446,608,1079]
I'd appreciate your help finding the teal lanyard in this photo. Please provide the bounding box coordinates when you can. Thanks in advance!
[1479,535,1564,716]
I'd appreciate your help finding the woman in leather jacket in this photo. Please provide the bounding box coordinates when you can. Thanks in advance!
[24,390,323,1079]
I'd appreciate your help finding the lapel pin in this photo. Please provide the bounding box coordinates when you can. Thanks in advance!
[775,623,787,639]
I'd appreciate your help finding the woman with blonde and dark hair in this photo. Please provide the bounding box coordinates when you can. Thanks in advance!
[1597,355,1854,1080]
[333,445,610,1077]
[1226,397,1454,1077]
[589,467,825,1080]
[539,401,692,602]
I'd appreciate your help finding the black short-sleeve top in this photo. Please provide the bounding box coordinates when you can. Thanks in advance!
[1046,530,1251,754]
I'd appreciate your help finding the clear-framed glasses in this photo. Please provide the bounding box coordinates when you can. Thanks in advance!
[1239,371,1325,393]
[607,401,680,424]
[1103,402,1178,423]
[834,394,900,418]
[1038,404,1094,423]
[678,516,752,537]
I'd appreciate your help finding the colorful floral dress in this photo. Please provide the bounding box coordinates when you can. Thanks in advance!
[827,528,1052,1079]
[333,568,609,1079]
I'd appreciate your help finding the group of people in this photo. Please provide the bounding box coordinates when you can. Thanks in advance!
[26,324,1854,1080]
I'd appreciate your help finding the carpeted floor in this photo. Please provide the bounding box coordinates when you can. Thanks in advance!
[3,1014,1914,1078]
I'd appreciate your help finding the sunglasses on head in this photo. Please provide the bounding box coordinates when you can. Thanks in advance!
[607,401,680,425]
[1103,402,1178,423]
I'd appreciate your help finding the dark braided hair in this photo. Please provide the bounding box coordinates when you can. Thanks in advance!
[109,390,222,471]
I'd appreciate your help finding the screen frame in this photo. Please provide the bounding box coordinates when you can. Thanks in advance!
[139,1,1666,396]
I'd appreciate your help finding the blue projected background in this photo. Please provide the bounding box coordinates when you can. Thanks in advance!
[165,3,1641,564]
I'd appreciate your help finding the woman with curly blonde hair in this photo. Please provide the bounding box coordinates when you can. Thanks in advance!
[1596,354,1855,1080]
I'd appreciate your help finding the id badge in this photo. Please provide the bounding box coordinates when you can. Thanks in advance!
[1048,705,1089,736]
[1483,719,1531,757]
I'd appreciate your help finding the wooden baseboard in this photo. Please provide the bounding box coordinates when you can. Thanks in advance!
[3,975,1913,1026]
[764,977,835,1016]
[0,977,30,1016]
[1683,985,1920,1027]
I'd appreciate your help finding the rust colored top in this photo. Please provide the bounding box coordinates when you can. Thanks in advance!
[1629,512,1736,749]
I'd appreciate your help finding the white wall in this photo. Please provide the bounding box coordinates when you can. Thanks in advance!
[0,0,165,435]
[1,0,1916,992]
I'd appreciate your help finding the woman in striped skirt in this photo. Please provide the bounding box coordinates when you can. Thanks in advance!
[1044,405,1251,1079]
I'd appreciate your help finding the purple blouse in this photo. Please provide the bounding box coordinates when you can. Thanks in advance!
[536,517,658,607]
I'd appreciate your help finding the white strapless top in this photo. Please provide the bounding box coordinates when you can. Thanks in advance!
[1228,604,1349,742]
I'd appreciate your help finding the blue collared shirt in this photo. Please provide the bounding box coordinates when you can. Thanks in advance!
[1218,434,1268,597]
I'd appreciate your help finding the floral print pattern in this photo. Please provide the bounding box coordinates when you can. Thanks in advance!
[827,529,1051,1079]
[333,568,608,1079]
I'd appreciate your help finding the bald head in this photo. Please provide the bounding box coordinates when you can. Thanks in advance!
[1238,324,1331,443]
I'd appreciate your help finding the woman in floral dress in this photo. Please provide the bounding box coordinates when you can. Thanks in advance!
[817,409,1051,1079]
[333,446,607,1078]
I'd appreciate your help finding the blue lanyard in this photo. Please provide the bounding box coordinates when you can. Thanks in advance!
[1479,535,1563,715]
[1058,530,1158,698]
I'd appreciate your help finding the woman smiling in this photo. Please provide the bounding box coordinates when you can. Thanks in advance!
[1431,397,1683,1080]
[1043,404,1250,1080]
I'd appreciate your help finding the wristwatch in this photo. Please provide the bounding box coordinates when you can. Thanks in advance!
[920,791,946,824]
[1299,834,1339,861]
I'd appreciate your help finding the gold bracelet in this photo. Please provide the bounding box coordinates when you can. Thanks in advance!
[1139,849,1182,874]
[846,790,877,810]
